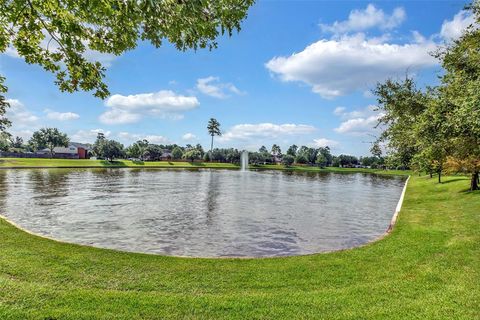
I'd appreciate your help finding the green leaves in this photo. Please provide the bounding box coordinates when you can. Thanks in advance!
[0,0,255,99]
[28,127,69,156]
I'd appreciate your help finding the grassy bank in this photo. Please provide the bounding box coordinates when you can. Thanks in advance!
[0,173,478,319]
[0,158,408,176]
[0,157,239,169]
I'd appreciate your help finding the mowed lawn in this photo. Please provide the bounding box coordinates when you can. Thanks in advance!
[0,158,408,175]
[0,157,240,169]
[0,174,478,319]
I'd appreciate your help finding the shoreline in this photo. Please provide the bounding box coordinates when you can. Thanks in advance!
[0,169,410,260]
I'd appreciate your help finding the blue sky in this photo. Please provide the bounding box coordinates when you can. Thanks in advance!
[0,1,473,156]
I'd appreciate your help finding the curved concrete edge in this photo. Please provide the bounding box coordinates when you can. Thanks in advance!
[386,175,410,233]
[0,175,412,260]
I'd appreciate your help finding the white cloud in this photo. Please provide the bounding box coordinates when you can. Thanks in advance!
[182,133,197,141]
[320,4,406,34]
[266,33,437,98]
[196,76,244,99]
[117,132,169,145]
[334,105,376,119]
[333,105,382,135]
[71,129,111,143]
[5,99,39,128]
[99,109,141,125]
[8,130,34,141]
[100,90,199,124]
[45,109,80,121]
[440,10,476,41]
[312,138,339,148]
[219,123,316,142]
[335,113,383,135]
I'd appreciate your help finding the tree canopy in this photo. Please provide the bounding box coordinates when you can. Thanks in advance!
[0,0,255,99]
[28,127,69,157]
[373,1,480,190]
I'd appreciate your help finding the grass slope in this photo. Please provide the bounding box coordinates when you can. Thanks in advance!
[0,175,478,319]
[0,158,408,176]
[0,158,239,169]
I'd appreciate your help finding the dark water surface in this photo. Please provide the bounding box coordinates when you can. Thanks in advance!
[0,169,406,257]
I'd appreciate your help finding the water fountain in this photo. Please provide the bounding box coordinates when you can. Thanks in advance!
[240,150,249,171]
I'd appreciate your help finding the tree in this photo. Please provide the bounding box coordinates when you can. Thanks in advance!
[0,132,11,151]
[370,142,382,158]
[196,144,205,158]
[315,153,327,168]
[282,154,295,166]
[434,2,480,190]
[96,139,124,161]
[207,118,221,151]
[412,94,450,182]
[317,146,333,166]
[286,144,298,157]
[0,76,11,134]
[172,147,183,160]
[11,136,24,149]
[0,1,254,100]
[271,144,281,156]
[295,153,308,164]
[374,77,429,169]
[28,128,69,157]
[144,144,163,161]
[183,149,202,162]
[92,132,107,157]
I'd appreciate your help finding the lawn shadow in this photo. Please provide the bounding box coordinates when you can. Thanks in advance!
[100,160,128,167]
[132,160,145,165]
[189,162,206,167]
[441,177,469,184]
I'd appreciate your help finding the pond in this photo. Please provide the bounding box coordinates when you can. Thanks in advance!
[0,169,406,257]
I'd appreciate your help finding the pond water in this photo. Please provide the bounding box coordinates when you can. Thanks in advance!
[0,169,406,257]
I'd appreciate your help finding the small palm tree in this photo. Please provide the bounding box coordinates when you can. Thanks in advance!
[207,118,221,152]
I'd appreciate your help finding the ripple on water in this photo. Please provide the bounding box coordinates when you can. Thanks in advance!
[0,169,406,257]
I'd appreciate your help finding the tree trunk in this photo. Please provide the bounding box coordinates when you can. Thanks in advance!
[471,172,479,191]
[438,171,441,183]
[210,135,214,152]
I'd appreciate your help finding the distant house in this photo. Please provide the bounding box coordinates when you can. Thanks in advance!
[37,142,91,159]
[160,149,172,161]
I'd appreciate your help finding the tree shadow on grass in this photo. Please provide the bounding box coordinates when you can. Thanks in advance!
[189,162,206,167]
[100,160,128,167]
[459,187,480,194]
[441,177,469,184]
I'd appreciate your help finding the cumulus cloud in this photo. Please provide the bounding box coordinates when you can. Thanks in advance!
[196,76,244,99]
[266,33,437,98]
[182,133,197,141]
[312,138,339,148]
[333,105,383,135]
[334,105,376,119]
[71,129,111,143]
[45,109,80,121]
[320,4,406,34]
[117,132,170,145]
[100,90,199,124]
[440,10,476,41]
[5,99,39,128]
[219,123,316,142]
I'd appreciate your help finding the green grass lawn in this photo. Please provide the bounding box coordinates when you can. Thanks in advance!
[0,157,240,169]
[0,171,478,319]
[0,158,408,175]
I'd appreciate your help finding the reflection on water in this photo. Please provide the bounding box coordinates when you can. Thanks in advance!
[0,169,406,257]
